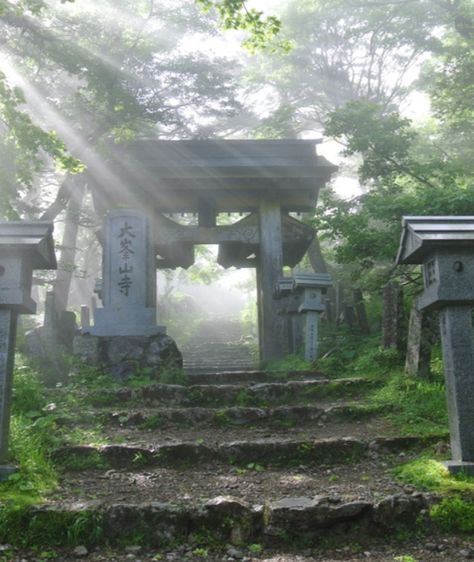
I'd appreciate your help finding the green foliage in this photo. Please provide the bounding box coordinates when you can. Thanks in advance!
[371,372,448,435]
[0,359,60,503]
[317,99,474,284]
[0,505,104,547]
[264,353,311,374]
[56,450,108,472]
[431,497,474,533]
[370,372,448,436]
[157,367,188,386]
[195,0,290,52]
[316,331,399,379]
[394,458,474,495]
[395,556,418,562]
[0,71,84,214]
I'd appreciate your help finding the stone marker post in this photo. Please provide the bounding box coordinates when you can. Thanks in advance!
[405,303,437,378]
[80,305,90,330]
[0,222,56,478]
[90,209,164,336]
[293,273,332,362]
[397,215,474,475]
[273,277,294,353]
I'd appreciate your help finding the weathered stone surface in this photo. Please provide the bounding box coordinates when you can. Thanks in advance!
[264,496,371,537]
[101,445,155,468]
[205,496,258,543]
[373,494,429,528]
[73,333,182,381]
[405,304,437,378]
[102,502,196,546]
[73,333,101,364]
[219,437,368,466]
[18,491,438,548]
[369,436,441,452]
[105,377,369,407]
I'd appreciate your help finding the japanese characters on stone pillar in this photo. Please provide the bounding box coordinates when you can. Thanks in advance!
[0,222,56,479]
[90,209,165,336]
[293,273,332,362]
[397,216,474,475]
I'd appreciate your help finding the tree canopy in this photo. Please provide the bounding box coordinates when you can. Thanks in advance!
[1,0,474,299]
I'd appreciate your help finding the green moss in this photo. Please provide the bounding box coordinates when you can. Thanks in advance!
[394,458,474,494]
[264,354,311,373]
[0,504,104,547]
[137,415,164,429]
[370,373,448,436]
[431,497,474,533]
[57,450,108,472]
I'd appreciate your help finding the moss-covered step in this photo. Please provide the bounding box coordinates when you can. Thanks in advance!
[185,369,324,385]
[53,435,445,471]
[0,493,435,549]
[90,377,375,408]
[94,402,387,429]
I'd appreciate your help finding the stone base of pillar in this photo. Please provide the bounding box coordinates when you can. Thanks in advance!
[73,333,183,382]
[88,308,165,337]
[443,461,474,477]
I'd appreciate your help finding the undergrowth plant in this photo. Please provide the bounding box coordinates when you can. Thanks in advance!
[431,497,474,533]
[394,458,474,495]
[2,357,59,504]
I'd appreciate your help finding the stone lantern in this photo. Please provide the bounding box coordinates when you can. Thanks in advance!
[0,222,56,478]
[397,216,474,474]
[293,273,332,362]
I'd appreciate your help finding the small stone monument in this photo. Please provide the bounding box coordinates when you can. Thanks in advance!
[75,209,181,378]
[293,273,332,362]
[0,221,56,479]
[397,215,474,475]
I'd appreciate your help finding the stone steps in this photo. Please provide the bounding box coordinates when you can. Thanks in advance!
[53,435,443,471]
[179,316,259,374]
[93,401,385,429]
[16,492,434,549]
[49,450,430,504]
[89,377,373,408]
[29,360,450,553]
[185,369,322,385]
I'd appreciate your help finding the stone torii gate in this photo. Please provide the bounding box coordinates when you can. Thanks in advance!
[89,139,336,362]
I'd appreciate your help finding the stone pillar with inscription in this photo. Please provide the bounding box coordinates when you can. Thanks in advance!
[77,209,181,379]
[90,209,164,336]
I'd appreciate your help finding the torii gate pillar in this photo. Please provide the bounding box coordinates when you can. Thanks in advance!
[258,199,286,361]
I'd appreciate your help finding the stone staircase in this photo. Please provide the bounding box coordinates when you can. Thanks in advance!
[13,363,463,561]
[179,315,258,374]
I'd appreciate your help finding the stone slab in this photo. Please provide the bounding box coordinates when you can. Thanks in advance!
[443,461,474,476]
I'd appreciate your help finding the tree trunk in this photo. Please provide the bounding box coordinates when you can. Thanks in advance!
[53,176,87,313]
